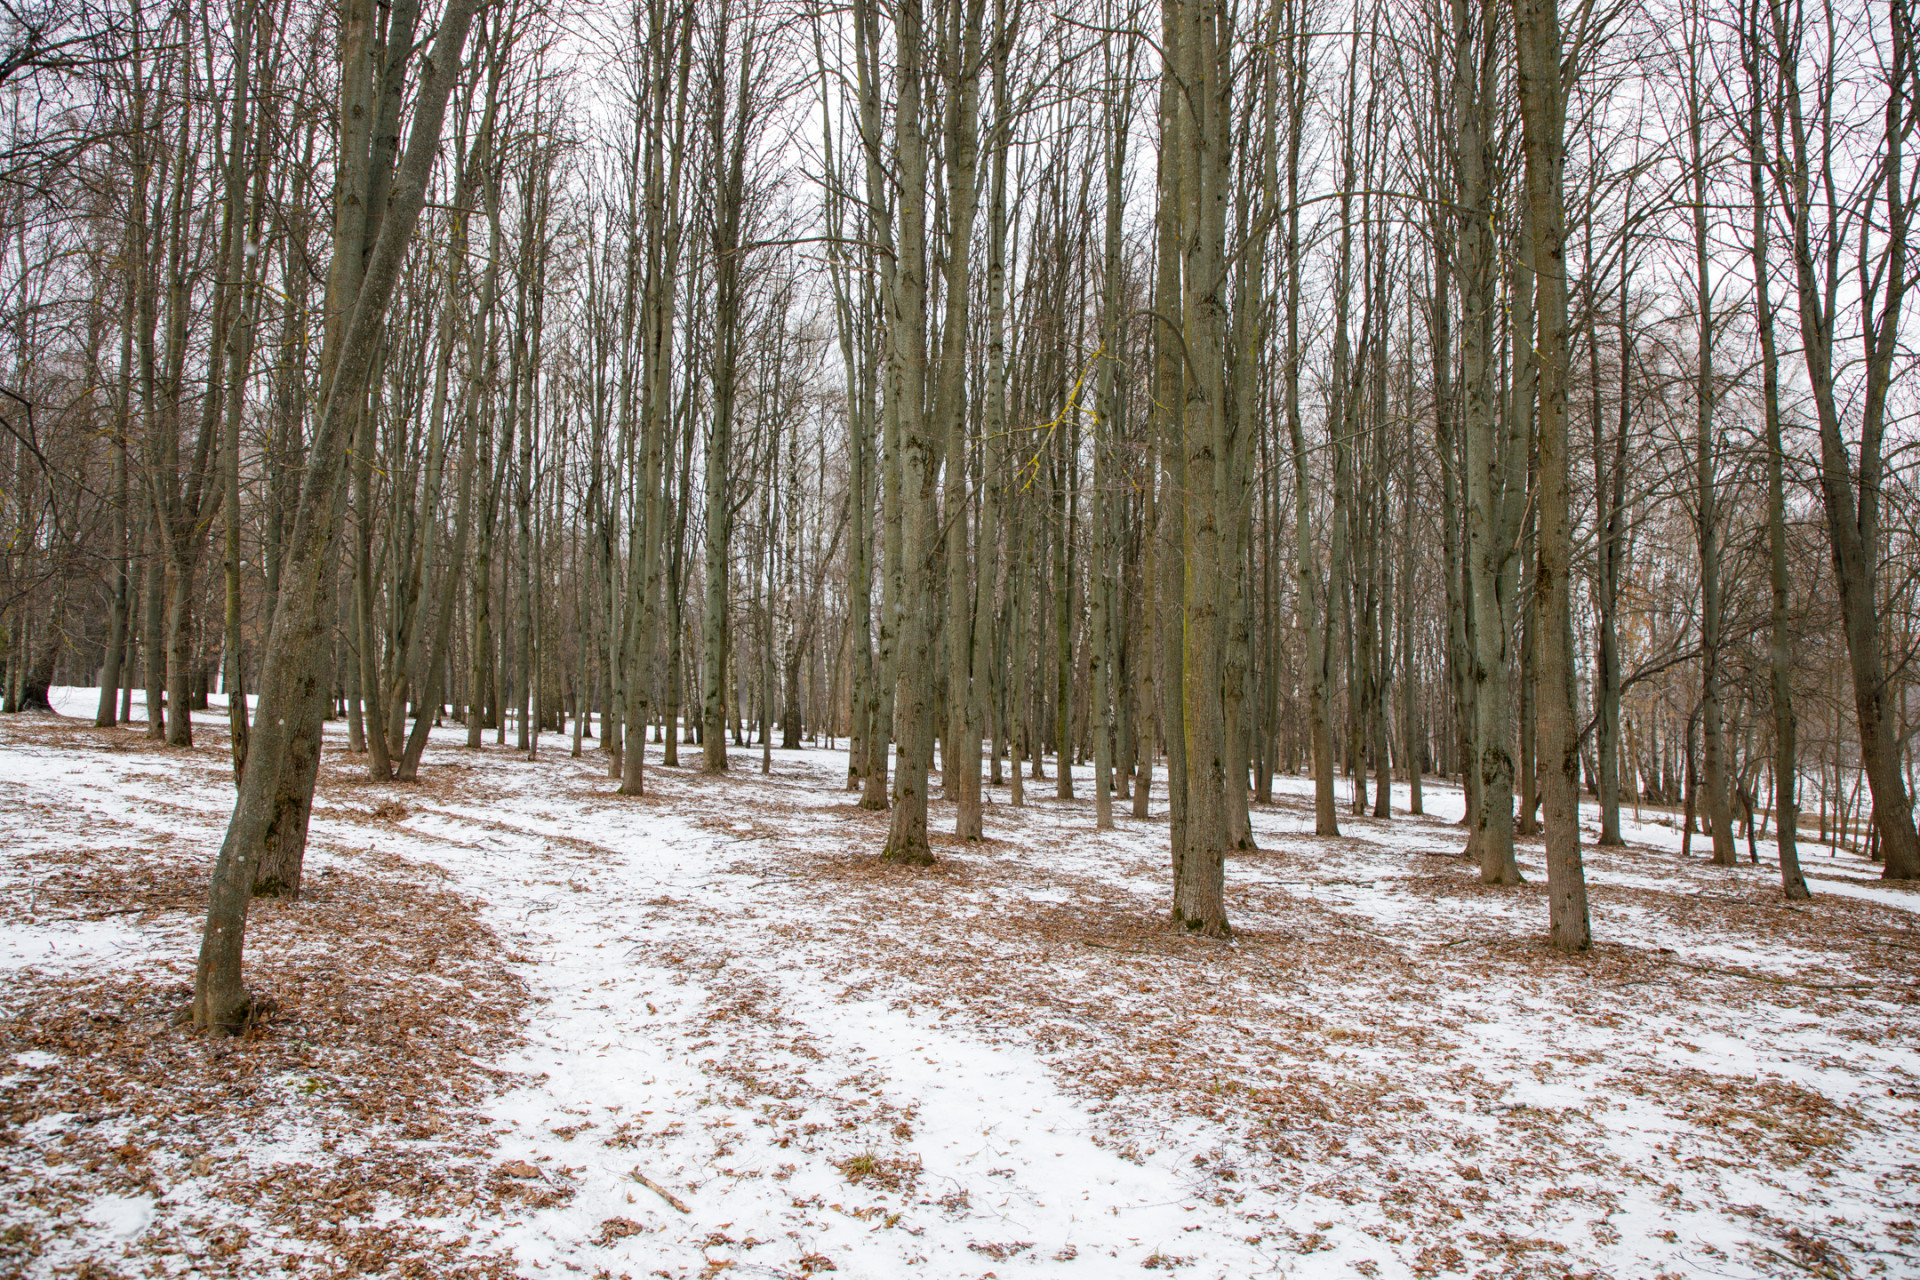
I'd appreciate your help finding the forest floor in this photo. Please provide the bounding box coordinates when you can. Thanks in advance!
[1,691,1916,1280]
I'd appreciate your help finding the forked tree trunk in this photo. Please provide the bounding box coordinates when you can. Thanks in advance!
[1771,0,1920,881]
[194,0,479,1032]
[1454,0,1522,886]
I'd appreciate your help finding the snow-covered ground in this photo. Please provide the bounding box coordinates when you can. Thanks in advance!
[2,688,1916,1279]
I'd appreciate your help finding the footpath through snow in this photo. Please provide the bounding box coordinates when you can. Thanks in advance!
[1,690,1917,1280]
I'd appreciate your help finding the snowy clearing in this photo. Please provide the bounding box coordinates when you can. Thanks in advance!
[2,690,1916,1279]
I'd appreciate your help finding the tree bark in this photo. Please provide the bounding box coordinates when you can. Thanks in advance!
[1282,0,1335,838]
[194,0,479,1032]
[1685,15,1736,867]
[881,0,933,864]
[1744,4,1809,899]
[1771,0,1920,880]
[1090,24,1133,833]
[1454,0,1522,885]
[1516,0,1590,948]
[940,0,985,839]
[1169,0,1230,937]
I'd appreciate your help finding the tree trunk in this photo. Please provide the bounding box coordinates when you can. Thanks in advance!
[96,274,134,730]
[1516,0,1590,948]
[1686,17,1736,867]
[1591,212,1629,847]
[1155,0,1188,869]
[1772,0,1920,881]
[1744,12,1809,900]
[1090,28,1133,833]
[880,0,933,865]
[940,0,985,839]
[1456,0,1522,885]
[1170,0,1230,937]
[1283,1,1335,838]
[193,0,479,1032]
[973,0,1015,822]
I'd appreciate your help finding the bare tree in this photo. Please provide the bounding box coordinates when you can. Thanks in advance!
[193,0,480,1032]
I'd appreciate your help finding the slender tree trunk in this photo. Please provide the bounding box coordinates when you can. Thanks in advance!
[1283,0,1335,837]
[353,397,393,778]
[1745,10,1809,899]
[881,0,933,864]
[1457,0,1523,885]
[1169,0,1230,937]
[972,0,1014,822]
[1517,0,1590,948]
[1090,29,1133,832]
[855,0,897,809]
[96,272,135,729]
[940,0,985,838]
[701,14,750,778]
[1687,19,1736,867]
[1155,0,1188,867]
[1592,210,1629,847]
[1772,0,1920,880]
[1053,414,1073,800]
[219,4,268,779]
[1400,326,1422,815]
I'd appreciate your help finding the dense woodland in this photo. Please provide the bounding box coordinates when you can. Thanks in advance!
[0,0,1915,1028]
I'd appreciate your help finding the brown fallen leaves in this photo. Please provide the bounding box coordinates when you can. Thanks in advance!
[592,1215,647,1245]
[683,773,1920,1278]
[0,725,530,1278]
[7,715,1919,1278]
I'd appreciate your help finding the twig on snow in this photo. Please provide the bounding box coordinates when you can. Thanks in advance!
[632,1167,690,1213]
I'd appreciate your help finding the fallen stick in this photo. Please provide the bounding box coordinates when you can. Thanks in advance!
[632,1168,689,1213]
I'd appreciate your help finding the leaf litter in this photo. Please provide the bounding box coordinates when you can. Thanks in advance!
[1,691,1916,1278]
